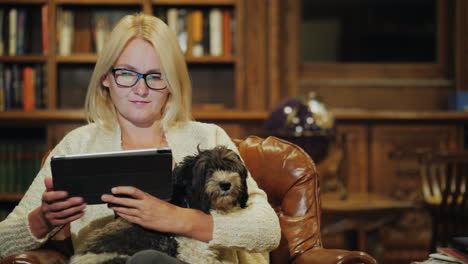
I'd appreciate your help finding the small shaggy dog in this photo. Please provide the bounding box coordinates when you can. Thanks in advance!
[70,145,249,264]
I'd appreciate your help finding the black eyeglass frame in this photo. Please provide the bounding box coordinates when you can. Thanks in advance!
[111,68,167,91]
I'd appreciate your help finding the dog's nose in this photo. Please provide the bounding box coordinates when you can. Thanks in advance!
[219,182,231,191]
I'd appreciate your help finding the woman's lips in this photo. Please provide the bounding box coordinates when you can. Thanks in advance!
[130,100,150,105]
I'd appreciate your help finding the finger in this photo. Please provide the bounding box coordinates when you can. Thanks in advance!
[48,211,85,226]
[115,212,140,225]
[46,203,87,220]
[109,205,139,217]
[111,186,146,199]
[42,190,69,204]
[45,197,84,212]
[44,177,54,192]
[101,194,138,208]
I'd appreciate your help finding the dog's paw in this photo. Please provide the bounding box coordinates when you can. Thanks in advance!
[69,252,130,264]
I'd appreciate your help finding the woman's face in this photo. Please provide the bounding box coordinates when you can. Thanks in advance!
[102,38,169,127]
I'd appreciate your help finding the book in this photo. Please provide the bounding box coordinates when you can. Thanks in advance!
[22,66,35,111]
[93,12,110,54]
[41,5,48,54]
[28,6,43,55]
[73,9,92,53]
[34,64,44,109]
[437,248,468,264]
[16,8,26,55]
[8,8,17,56]
[4,65,12,110]
[222,9,231,56]
[190,9,204,57]
[177,8,187,54]
[59,9,74,56]
[12,64,21,109]
[209,8,223,56]
[0,8,4,55]
[0,63,4,111]
[166,8,178,35]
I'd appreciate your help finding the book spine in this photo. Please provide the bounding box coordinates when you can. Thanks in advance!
[59,9,74,56]
[0,8,4,56]
[73,9,92,54]
[191,10,204,57]
[4,65,12,110]
[209,8,223,56]
[34,64,44,109]
[93,13,110,54]
[16,8,25,55]
[0,63,4,111]
[12,64,21,109]
[22,66,34,111]
[8,8,17,56]
[167,8,178,36]
[177,9,187,54]
[41,5,48,55]
[222,9,231,56]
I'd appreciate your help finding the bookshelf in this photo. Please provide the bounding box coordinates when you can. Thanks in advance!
[0,0,245,218]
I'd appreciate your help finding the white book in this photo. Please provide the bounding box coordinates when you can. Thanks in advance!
[167,8,178,35]
[209,8,223,56]
[177,8,187,54]
[59,10,74,56]
[8,8,17,56]
[94,12,110,54]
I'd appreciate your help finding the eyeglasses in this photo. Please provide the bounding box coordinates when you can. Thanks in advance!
[111,68,167,90]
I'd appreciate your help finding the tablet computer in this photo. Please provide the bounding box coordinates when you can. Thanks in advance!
[51,148,173,204]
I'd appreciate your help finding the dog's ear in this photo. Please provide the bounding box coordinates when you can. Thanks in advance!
[238,165,249,208]
[171,154,200,207]
[188,157,212,214]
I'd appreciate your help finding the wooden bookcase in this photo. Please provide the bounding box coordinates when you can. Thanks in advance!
[0,0,254,215]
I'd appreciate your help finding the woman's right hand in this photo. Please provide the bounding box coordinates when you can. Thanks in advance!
[28,177,87,239]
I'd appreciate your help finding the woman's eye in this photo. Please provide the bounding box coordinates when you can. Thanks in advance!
[148,74,162,81]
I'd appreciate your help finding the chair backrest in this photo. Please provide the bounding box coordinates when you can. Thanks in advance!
[234,136,323,264]
[419,151,468,250]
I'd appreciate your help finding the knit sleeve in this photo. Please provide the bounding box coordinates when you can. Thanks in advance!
[0,135,72,258]
[208,126,281,252]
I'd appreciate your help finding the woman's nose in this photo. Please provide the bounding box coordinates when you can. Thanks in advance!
[132,78,149,96]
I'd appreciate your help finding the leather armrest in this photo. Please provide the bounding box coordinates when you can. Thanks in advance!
[293,248,377,264]
[0,249,67,264]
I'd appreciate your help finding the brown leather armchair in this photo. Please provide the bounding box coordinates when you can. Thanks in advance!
[1,136,376,264]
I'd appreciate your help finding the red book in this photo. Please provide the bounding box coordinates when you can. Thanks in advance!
[41,5,48,55]
[222,9,231,57]
[437,247,468,264]
[22,67,35,111]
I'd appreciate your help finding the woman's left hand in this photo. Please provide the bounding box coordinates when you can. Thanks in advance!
[101,186,188,234]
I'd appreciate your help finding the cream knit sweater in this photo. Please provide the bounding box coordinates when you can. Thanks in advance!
[0,121,281,263]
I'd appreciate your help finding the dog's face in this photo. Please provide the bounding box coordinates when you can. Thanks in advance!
[172,146,249,214]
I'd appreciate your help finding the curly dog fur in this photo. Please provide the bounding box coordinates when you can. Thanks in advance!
[70,145,249,264]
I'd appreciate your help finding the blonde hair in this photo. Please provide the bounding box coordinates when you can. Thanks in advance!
[85,13,192,129]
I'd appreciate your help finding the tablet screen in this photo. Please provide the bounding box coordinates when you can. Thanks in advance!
[51,148,173,204]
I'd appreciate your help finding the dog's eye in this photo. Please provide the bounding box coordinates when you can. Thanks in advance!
[207,168,214,175]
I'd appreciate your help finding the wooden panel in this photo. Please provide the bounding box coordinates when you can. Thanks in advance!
[153,0,235,5]
[455,0,468,90]
[267,0,280,109]
[300,85,454,111]
[370,125,458,197]
[283,0,299,98]
[300,64,448,81]
[335,124,369,192]
[243,0,268,110]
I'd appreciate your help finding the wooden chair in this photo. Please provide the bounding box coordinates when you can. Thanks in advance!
[1,136,376,264]
[418,151,468,251]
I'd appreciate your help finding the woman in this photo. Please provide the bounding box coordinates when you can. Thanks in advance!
[0,13,280,263]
